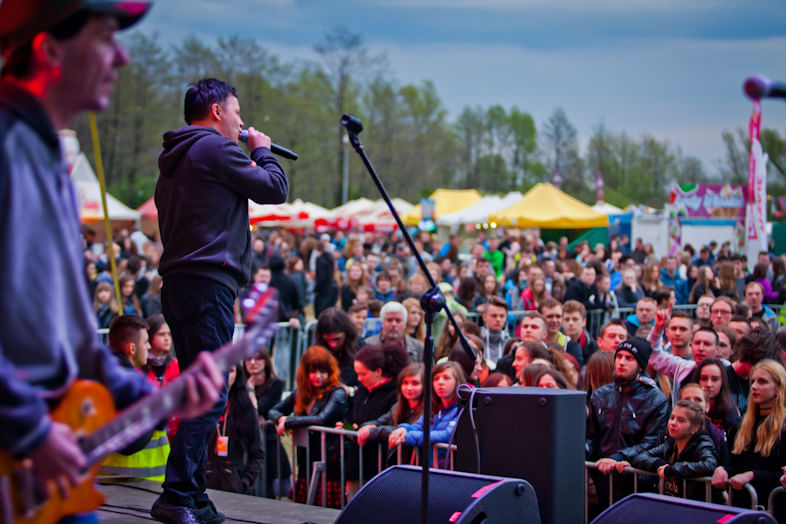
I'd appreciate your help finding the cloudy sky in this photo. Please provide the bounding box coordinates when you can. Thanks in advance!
[139,0,786,174]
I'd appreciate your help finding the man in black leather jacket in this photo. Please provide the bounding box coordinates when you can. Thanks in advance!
[586,338,669,512]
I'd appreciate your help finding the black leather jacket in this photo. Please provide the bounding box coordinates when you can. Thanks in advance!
[269,386,348,480]
[269,385,348,430]
[586,377,669,461]
[632,431,718,477]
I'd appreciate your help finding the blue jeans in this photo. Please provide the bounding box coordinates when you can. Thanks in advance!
[160,274,234,508]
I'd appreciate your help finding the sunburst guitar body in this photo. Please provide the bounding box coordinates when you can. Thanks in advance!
[0,381,115,523]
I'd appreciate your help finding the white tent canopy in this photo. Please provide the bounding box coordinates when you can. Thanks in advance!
[70,153,140,222]
[312,198,414,231]
[249,198,331,227]
[437,192,523,226]
[592,201,625,215]
[329,197,377,218]
[353,198,413,220]
[355,198,414,230]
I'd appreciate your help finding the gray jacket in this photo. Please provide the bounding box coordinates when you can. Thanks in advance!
[0,81,152,457]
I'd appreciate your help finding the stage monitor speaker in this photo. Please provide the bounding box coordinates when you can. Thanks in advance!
[453,387,586,524]
[591,493,777,523]
[334,465,541,524]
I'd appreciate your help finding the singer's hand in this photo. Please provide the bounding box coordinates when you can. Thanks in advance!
[245,126,271,151]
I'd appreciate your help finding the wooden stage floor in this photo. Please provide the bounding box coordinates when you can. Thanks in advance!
[97,480,340,524]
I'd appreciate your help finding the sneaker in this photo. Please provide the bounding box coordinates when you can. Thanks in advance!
[196,500,226,524]
[150,497,201,524]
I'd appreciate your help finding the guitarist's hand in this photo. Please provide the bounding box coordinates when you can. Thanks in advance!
[30,420,87,499]
[172,352,224,420]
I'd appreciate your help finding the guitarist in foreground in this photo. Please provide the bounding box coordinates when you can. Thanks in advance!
[0,1,224,522]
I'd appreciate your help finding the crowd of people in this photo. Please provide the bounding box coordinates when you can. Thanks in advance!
[6,0,786,521]
[83,224,786,514]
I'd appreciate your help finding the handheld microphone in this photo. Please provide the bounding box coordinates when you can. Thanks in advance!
[743,75,786,100]
[239,130,298,161]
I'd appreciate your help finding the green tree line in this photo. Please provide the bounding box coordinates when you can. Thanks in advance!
[69,28,786,211]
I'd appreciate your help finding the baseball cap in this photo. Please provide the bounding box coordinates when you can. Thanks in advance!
[0,0,151,56]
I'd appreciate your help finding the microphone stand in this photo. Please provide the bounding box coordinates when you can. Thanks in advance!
[340,114,477,524]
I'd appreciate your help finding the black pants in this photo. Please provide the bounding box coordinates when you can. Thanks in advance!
[160,274,233,508]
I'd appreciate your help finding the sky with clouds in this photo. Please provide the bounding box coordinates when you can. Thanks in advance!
[139,0,786,175]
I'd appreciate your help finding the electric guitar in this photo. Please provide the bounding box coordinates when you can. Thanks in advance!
[0,284,278,524]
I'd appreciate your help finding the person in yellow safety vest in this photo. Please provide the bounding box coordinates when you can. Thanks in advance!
[99,429,171,481]
[99,315,171,481]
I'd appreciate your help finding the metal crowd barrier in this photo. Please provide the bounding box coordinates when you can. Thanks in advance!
[252,423,456,509]
[768,486,786,515]
[250,427,786,519]
[584,461,760,524]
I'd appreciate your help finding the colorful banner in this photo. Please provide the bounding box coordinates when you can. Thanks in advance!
[745,100,768,267]
[419,197,436,231]
[667,184,748,256]
[421,198,435,221]
[668,184,747,219]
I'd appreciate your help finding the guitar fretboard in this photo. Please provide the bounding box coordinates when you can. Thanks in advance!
[80,289,277,466]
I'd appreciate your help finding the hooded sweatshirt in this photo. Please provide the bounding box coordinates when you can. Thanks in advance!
[156,126,288,293]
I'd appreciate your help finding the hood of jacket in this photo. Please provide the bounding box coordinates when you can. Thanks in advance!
[159,126,219,178]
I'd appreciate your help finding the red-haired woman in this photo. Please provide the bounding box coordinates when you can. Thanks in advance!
[269,346,348,508]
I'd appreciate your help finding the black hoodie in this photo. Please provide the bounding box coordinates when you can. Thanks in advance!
[155,126,288,293]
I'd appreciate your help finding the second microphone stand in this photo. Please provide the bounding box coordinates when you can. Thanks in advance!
[340,114,476,524]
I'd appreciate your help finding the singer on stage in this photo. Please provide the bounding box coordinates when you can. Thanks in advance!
[152,78,289,523]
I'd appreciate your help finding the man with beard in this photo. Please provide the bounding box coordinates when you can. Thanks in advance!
[586,338,668,513]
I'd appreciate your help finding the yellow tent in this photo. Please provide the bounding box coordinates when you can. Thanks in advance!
[489,183,608,228]
[402,189,482,226]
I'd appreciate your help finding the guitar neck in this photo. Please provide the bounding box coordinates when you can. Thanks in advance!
[80,319,276,466]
